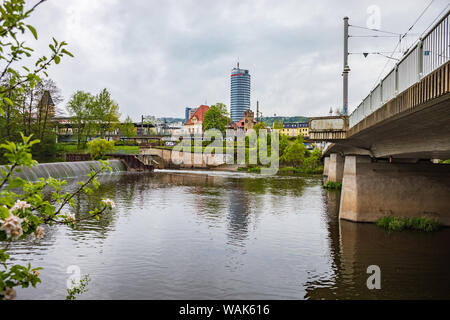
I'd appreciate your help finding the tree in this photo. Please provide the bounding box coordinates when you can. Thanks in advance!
[66,91,95,150]
[93,88,120,140]
[273,120,283,130]
[120,115,136,138]
[281,135,307,167]
[253,121,266,137]
[279,134,289,156]
[34,79,63,140]
[202,103,231,134]
[87,138,115,160]
[0,1,116,300]
[29,79,64,161]
[303,147,322,170]
[0,0,73,118]
[1,135,114,300]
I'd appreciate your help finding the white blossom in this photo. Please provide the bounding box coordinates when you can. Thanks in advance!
[10,200,31,213]
[65,213,76,224]
[4,287,16,300]
[0,213,23,240]
[34,225,45,240]
[102,199,116,208]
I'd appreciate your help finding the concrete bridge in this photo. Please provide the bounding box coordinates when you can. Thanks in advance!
[309,11,450,225]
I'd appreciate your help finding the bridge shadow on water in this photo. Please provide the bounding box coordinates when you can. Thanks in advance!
[305,189,450,300]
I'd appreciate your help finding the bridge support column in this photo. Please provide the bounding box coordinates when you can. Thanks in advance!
[328,153,344,183]
[339,155,450,226]
[323,156,330,183]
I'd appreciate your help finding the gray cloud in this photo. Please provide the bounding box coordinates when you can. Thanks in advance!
[23,0,449,120]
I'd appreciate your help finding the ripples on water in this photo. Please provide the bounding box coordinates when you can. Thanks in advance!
[6,170,450,299]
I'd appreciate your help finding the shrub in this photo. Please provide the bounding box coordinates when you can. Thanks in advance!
[87,139,115,160]
[376,216,441,232]
[322,181,342,189]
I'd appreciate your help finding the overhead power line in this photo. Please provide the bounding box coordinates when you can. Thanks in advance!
[349,35,399,38]
[371,0,436,87]
[349,24,402,35]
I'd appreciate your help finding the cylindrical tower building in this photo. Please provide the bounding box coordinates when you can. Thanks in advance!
[230,64,250,123]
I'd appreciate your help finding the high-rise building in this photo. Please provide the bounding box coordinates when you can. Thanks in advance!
[230,63,250,123]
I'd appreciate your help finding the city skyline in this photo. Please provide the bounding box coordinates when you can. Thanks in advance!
[25,0,449,121]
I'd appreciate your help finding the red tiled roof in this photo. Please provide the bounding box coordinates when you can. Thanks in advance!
[234,117,257,128]
[185,105,209,125]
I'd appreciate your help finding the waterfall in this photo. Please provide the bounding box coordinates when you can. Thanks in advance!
[0,160,126,181]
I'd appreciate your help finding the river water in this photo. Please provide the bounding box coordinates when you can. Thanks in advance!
[8,170,450,299]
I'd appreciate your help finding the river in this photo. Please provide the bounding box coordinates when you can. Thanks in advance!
[8,170,450,299]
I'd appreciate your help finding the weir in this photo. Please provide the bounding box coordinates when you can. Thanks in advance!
[0,160,126,181]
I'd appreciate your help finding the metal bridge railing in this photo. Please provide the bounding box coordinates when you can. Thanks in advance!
[349,10,449,129]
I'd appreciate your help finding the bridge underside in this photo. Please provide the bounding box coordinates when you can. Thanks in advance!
[325,93,450,159]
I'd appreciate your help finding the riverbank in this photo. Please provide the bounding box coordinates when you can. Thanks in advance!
[237,165,323,175]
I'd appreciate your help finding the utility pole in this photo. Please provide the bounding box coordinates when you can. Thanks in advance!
[256,100,259,121]
[343,16,350,116]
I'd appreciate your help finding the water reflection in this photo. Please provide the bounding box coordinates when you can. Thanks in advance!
[305,189,450,299]
[6,170,450,299]
[227,185,250,246]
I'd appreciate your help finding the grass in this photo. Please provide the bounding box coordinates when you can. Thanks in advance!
[56,143,139,155]
[376,216,442,232]
[322,181,342,189]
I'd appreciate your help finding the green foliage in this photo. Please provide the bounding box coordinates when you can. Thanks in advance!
[0,3,116,300]
[0,135,113,299]
[322,181,342,189]
[202,103,231,134]
[66,90,96,149]
[66,274,90,300]
[93,88,121,138]
[120,115,136,138]
[280,135,307,167]
[0,0,73,116]
[376,216,442,232]
[87,139,115,160]
[66,89,120,149]
[273,120,283,129]
[279,134,289,156]
[260,116,309,127]
[253,122,266,134]
[247,166,261,173]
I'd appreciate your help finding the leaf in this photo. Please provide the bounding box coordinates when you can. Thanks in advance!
[26,25,38,40]
[61,49,74,57]
[3,97,13,106]
[54,55,60,64]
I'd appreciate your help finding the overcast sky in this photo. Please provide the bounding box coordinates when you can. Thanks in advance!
[24,0,449,121]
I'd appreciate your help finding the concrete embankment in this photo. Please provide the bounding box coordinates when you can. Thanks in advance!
[139,147,241,171]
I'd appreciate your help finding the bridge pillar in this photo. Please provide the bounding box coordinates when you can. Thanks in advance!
[323,156,330,183]
[339,155,450,226]
[328,153,344,183]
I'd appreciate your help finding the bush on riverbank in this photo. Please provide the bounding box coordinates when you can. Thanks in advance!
[322,181,342,189]
[87,139,115,160]
[376,216,442,232]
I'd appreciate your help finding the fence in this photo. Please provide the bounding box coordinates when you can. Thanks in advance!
[349,10,449,128]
